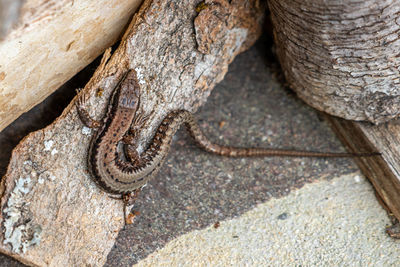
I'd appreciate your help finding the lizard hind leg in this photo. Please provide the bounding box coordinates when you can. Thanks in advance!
[122,189,142,225]
[108,189,142,225]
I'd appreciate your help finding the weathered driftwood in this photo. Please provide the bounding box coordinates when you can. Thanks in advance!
[0,0,143,131]
[269,0,400,124]
[0,0,264,266]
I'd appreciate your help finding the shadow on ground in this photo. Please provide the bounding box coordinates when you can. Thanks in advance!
[0,34,358,266]
[105,35,358,266]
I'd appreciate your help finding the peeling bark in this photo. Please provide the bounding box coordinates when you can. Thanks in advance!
[0,0,264,265]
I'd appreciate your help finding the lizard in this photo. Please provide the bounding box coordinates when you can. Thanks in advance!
[75,69,379,222]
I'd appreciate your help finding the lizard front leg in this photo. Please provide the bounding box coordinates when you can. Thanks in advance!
[121,110,152,164]
[75,90,102,129]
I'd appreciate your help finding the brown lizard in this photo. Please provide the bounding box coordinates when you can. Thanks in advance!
[75,69,379,222]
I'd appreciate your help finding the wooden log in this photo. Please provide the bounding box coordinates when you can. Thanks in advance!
[0,0,143,131]
[0,0,264,265]
[326,116,400,221]
[268,0,400,124]
[268,0,400,222]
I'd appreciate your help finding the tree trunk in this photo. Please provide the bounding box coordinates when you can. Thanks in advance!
[269,0,400,124]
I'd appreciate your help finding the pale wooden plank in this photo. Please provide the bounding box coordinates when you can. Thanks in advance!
[0,0,143,131]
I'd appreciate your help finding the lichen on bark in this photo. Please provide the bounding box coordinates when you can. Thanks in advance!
[0,0,265,265]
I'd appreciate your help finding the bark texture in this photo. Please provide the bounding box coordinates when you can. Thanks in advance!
[0,0,264,266]
[269,0,400,124]
[0,0,143,131]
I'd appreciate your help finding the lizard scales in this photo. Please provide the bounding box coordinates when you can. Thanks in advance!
[76,70,378,195]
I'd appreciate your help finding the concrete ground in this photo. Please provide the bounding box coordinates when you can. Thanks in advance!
[135,173,397,266]
[0,34,398,266]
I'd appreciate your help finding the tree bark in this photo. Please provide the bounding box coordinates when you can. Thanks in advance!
[269,0,400,223]
[0,0,264,266]
[269,0,400,124]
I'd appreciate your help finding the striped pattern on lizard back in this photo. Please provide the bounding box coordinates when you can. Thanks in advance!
[77,70,379,195]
